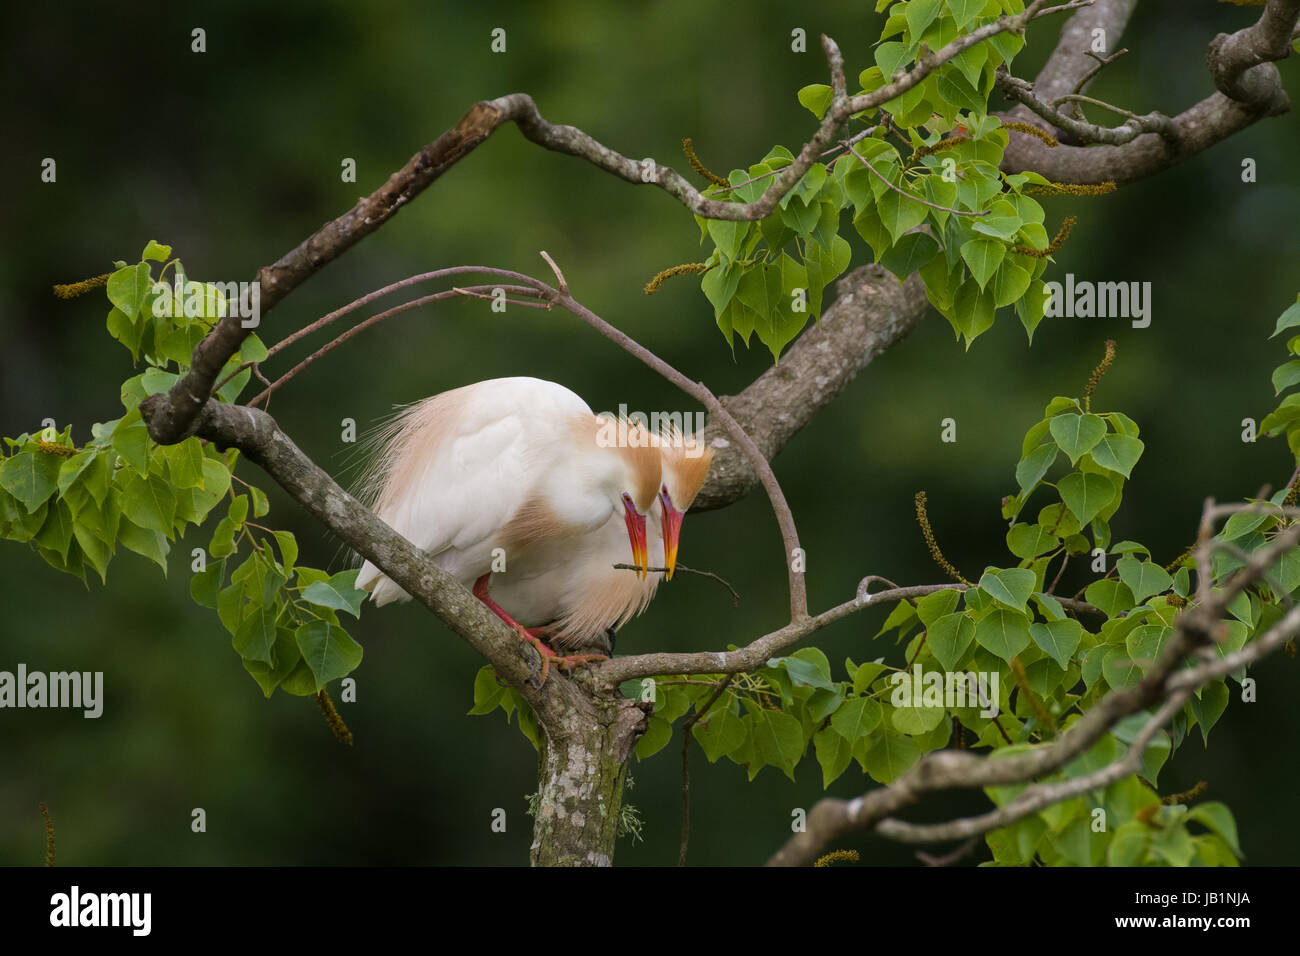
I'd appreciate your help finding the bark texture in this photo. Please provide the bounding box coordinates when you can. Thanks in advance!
[530,694,648,866]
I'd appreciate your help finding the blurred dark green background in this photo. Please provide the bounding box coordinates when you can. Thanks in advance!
[2,0,1297,866]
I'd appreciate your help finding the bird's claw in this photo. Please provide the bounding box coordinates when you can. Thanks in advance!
[518,628,607,685]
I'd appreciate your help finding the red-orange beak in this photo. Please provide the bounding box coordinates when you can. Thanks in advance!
[660,488,683,581]
[623,494,649,580]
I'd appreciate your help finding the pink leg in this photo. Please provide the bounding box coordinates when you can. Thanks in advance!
[472,574,607,684]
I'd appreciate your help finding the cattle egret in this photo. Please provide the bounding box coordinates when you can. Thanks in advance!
[355,377,661,680]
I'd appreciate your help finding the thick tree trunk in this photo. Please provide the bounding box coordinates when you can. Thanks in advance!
[530,693,647,866]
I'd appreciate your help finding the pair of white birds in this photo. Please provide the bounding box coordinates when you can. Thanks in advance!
[356,377,714,680]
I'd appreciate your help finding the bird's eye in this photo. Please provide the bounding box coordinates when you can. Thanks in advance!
[661,484,669,495]
[622,492,633,504]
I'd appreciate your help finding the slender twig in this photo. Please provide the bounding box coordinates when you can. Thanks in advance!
[916,837,977,866]
[246,281,542,407]
[1047,551,1069,595]
[1053,93,1146,122]
[679,674,735,866]
[997,68,1176,144]
[612,563,740,606]
[844,140,990,217]
[1061,47,1130,119]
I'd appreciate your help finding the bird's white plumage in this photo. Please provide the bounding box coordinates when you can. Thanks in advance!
[356,377,656,612]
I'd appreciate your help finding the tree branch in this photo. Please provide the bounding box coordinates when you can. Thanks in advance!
[1001,0,1300,183]
[996,68,1175,145]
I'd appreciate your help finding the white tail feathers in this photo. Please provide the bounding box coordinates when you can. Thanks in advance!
[356,559,411,606]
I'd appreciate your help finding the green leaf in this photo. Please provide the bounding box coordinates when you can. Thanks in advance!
[977,567,1035,612]
[1017,277,1047,343]
[57,450,100,500]
[1058,472,1114,527]
[749,708,804,781]
[974,609,1031,661]
[1016,443,1057,495]
[72,517,112,583]
[877,184,929,243]
[1272,359,1300,395]
[927,612,976,670]
[106,307,142,358]
[635,715,673,759]
[948,0,984,32]
[191,558,227,609]
[300,568,368,618]
[692,705,746,762]
[1102,648,1142,688]
[916,587,960,625]
[1085,579,1135,616]
[1116,555,1173,604]
[775,654,835,691]
[701,260,741,320]
[852,661,886,695]
[1269,298,1300,337]
[243,626,305,698]
[1107,821,1151,866]
[874,40,908,79]
[111,410,151,475]
[830,696,883,741]
[294,620,364,691]
[1088,434,1144,478]
[960,238,1006,289]
[166,440,206,490]
[106,262,152,319]
[271,530,298,573]
[905,0,943,37]
[0,451,61,512]
[951,277,996,347]
[1260,393,1300,434]
[1185,802,1241,856]
[234,602,279,665]
[1125,624,1171,663]
[33,500,75,561]
[707,218,747,263]
[142,239,172,262]
[1049,413,1107,464]
[813,726,853,787]
[991,259,1031,308]
[120,471,177,536]
[797,83,833,119]
[1190,681,1229,745]
[1006,523,1057,560]
[878,231,940,279]
[863,731,920,784]
[1029,619,1082,669]
[117,516,169,573]
[890,700,945,735]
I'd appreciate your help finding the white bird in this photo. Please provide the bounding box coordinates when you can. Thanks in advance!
[489,433,715,653]
[355,377,662,680]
